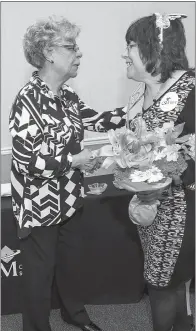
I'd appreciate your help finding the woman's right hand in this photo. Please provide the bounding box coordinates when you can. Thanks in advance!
[72,149,94,169]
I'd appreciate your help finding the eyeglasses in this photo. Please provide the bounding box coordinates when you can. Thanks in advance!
[126,43,136,53]
[58,44,80,52]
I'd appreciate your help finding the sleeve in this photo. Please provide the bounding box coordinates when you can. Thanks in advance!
[176,87,195,187]
[9,97,73,179]
[80,97,127,132]
[80,82,144,132]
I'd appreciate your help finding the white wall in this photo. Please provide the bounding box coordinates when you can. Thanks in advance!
[1,1,195,150]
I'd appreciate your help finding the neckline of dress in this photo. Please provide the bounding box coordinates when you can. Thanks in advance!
[142,70,189,113]
[32,71,66,100]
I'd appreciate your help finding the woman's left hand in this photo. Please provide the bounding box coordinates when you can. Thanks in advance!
[82,159,98,172]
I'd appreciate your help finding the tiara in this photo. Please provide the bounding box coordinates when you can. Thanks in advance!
[155,13,187,46]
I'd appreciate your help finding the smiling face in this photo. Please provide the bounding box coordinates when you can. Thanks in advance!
[50,39,82,81]
[122,41,149,82]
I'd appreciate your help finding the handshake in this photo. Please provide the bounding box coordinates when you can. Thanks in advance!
[72,148,104,174]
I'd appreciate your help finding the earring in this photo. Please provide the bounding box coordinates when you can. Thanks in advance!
[44,55,54,64]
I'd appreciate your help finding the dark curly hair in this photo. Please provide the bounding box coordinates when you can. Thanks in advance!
[125,14,189,83]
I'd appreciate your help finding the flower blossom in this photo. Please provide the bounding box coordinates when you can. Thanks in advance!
[145,166,164,183]
[154,144,181,162]
[129,166,164,183]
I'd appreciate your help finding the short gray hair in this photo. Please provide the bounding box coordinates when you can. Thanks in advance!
[23,15,80,68]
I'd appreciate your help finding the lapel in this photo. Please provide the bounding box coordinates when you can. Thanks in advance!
[126,83,145,127]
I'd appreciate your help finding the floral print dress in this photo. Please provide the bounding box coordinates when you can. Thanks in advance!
[87,70,195,288]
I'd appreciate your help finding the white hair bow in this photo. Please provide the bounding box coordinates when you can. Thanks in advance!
[155,13,187,45]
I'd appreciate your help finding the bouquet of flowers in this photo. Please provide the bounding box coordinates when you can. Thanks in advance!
[93,116,195,226]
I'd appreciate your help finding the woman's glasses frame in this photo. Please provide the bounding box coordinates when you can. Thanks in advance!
[58,44,80,52]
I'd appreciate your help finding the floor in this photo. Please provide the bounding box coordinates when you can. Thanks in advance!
[1,293,195,331]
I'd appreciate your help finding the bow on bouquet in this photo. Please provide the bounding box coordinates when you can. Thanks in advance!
[93,117,195,226]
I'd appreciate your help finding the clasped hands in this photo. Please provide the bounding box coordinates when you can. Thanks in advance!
[72,149,97,173]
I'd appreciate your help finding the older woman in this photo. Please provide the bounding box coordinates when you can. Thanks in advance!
[9,16,103,331]
[85,13,195,331]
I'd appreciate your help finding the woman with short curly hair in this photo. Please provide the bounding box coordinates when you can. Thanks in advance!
[23,16,80,68]
[9,15,104,331]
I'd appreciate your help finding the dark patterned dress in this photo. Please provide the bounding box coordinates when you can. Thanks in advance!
[86,70,195,288]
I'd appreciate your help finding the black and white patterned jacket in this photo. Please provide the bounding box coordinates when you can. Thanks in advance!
[9,71,99,238]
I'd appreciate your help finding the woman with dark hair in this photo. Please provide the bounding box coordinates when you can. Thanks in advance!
[84,13,195,331]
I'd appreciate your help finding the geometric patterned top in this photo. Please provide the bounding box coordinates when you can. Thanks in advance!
[9,71,98,238]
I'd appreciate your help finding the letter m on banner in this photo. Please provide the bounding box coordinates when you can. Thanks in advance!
[1,261,18,277]
[1,246,21,277]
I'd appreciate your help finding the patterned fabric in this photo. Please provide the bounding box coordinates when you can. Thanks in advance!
[85,70,195,287]
[138,188,187,287]
[131,71,195,287]
[83,107,127,132]
[186,183,195,190]
[83,83,146,132]
[9,71,97,238]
